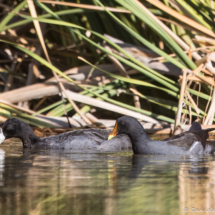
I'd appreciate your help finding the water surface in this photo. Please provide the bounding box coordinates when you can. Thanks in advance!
[0,139,215,215]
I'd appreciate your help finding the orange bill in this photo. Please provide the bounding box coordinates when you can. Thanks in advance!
[108,122,118,140]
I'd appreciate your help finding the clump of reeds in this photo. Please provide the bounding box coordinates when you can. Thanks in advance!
[0,0,215,132]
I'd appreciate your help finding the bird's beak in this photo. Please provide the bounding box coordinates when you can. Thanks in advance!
[108,122,118,140]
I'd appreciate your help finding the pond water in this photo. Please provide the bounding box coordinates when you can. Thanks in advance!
[0,138,215,215]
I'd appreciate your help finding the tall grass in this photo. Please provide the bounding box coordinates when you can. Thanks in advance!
[0,0,214,127]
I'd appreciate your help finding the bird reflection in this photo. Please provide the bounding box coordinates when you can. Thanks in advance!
[0,149,5,186]
[188,167,209,174]
[129,154,149,179]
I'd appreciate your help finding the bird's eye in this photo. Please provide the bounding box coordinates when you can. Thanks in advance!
[120,121,125,126]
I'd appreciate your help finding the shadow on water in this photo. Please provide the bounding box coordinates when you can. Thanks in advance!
[0,139,214,215]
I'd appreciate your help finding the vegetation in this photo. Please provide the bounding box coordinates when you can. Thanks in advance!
[0,0,215,128]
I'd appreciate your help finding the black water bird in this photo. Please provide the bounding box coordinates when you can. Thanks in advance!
[108,116,215,155]
[0,118,131,151]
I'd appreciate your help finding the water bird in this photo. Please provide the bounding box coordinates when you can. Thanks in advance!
[108,116,215,155]
[0,118,131,151]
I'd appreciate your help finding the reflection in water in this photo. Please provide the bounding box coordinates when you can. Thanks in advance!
[0,149,5,186]
[179,157,215,214]
[0,140,214,214]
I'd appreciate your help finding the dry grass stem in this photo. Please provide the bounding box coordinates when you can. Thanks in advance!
[38,0,131,13]
[27,0,91,124]
[104,46,141,109]
[175,69,187,128]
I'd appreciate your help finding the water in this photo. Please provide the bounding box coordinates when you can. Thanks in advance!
[0,138,215,215]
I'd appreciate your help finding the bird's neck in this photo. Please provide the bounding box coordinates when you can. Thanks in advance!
[19,131,40,148]
[129,131,151,154]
